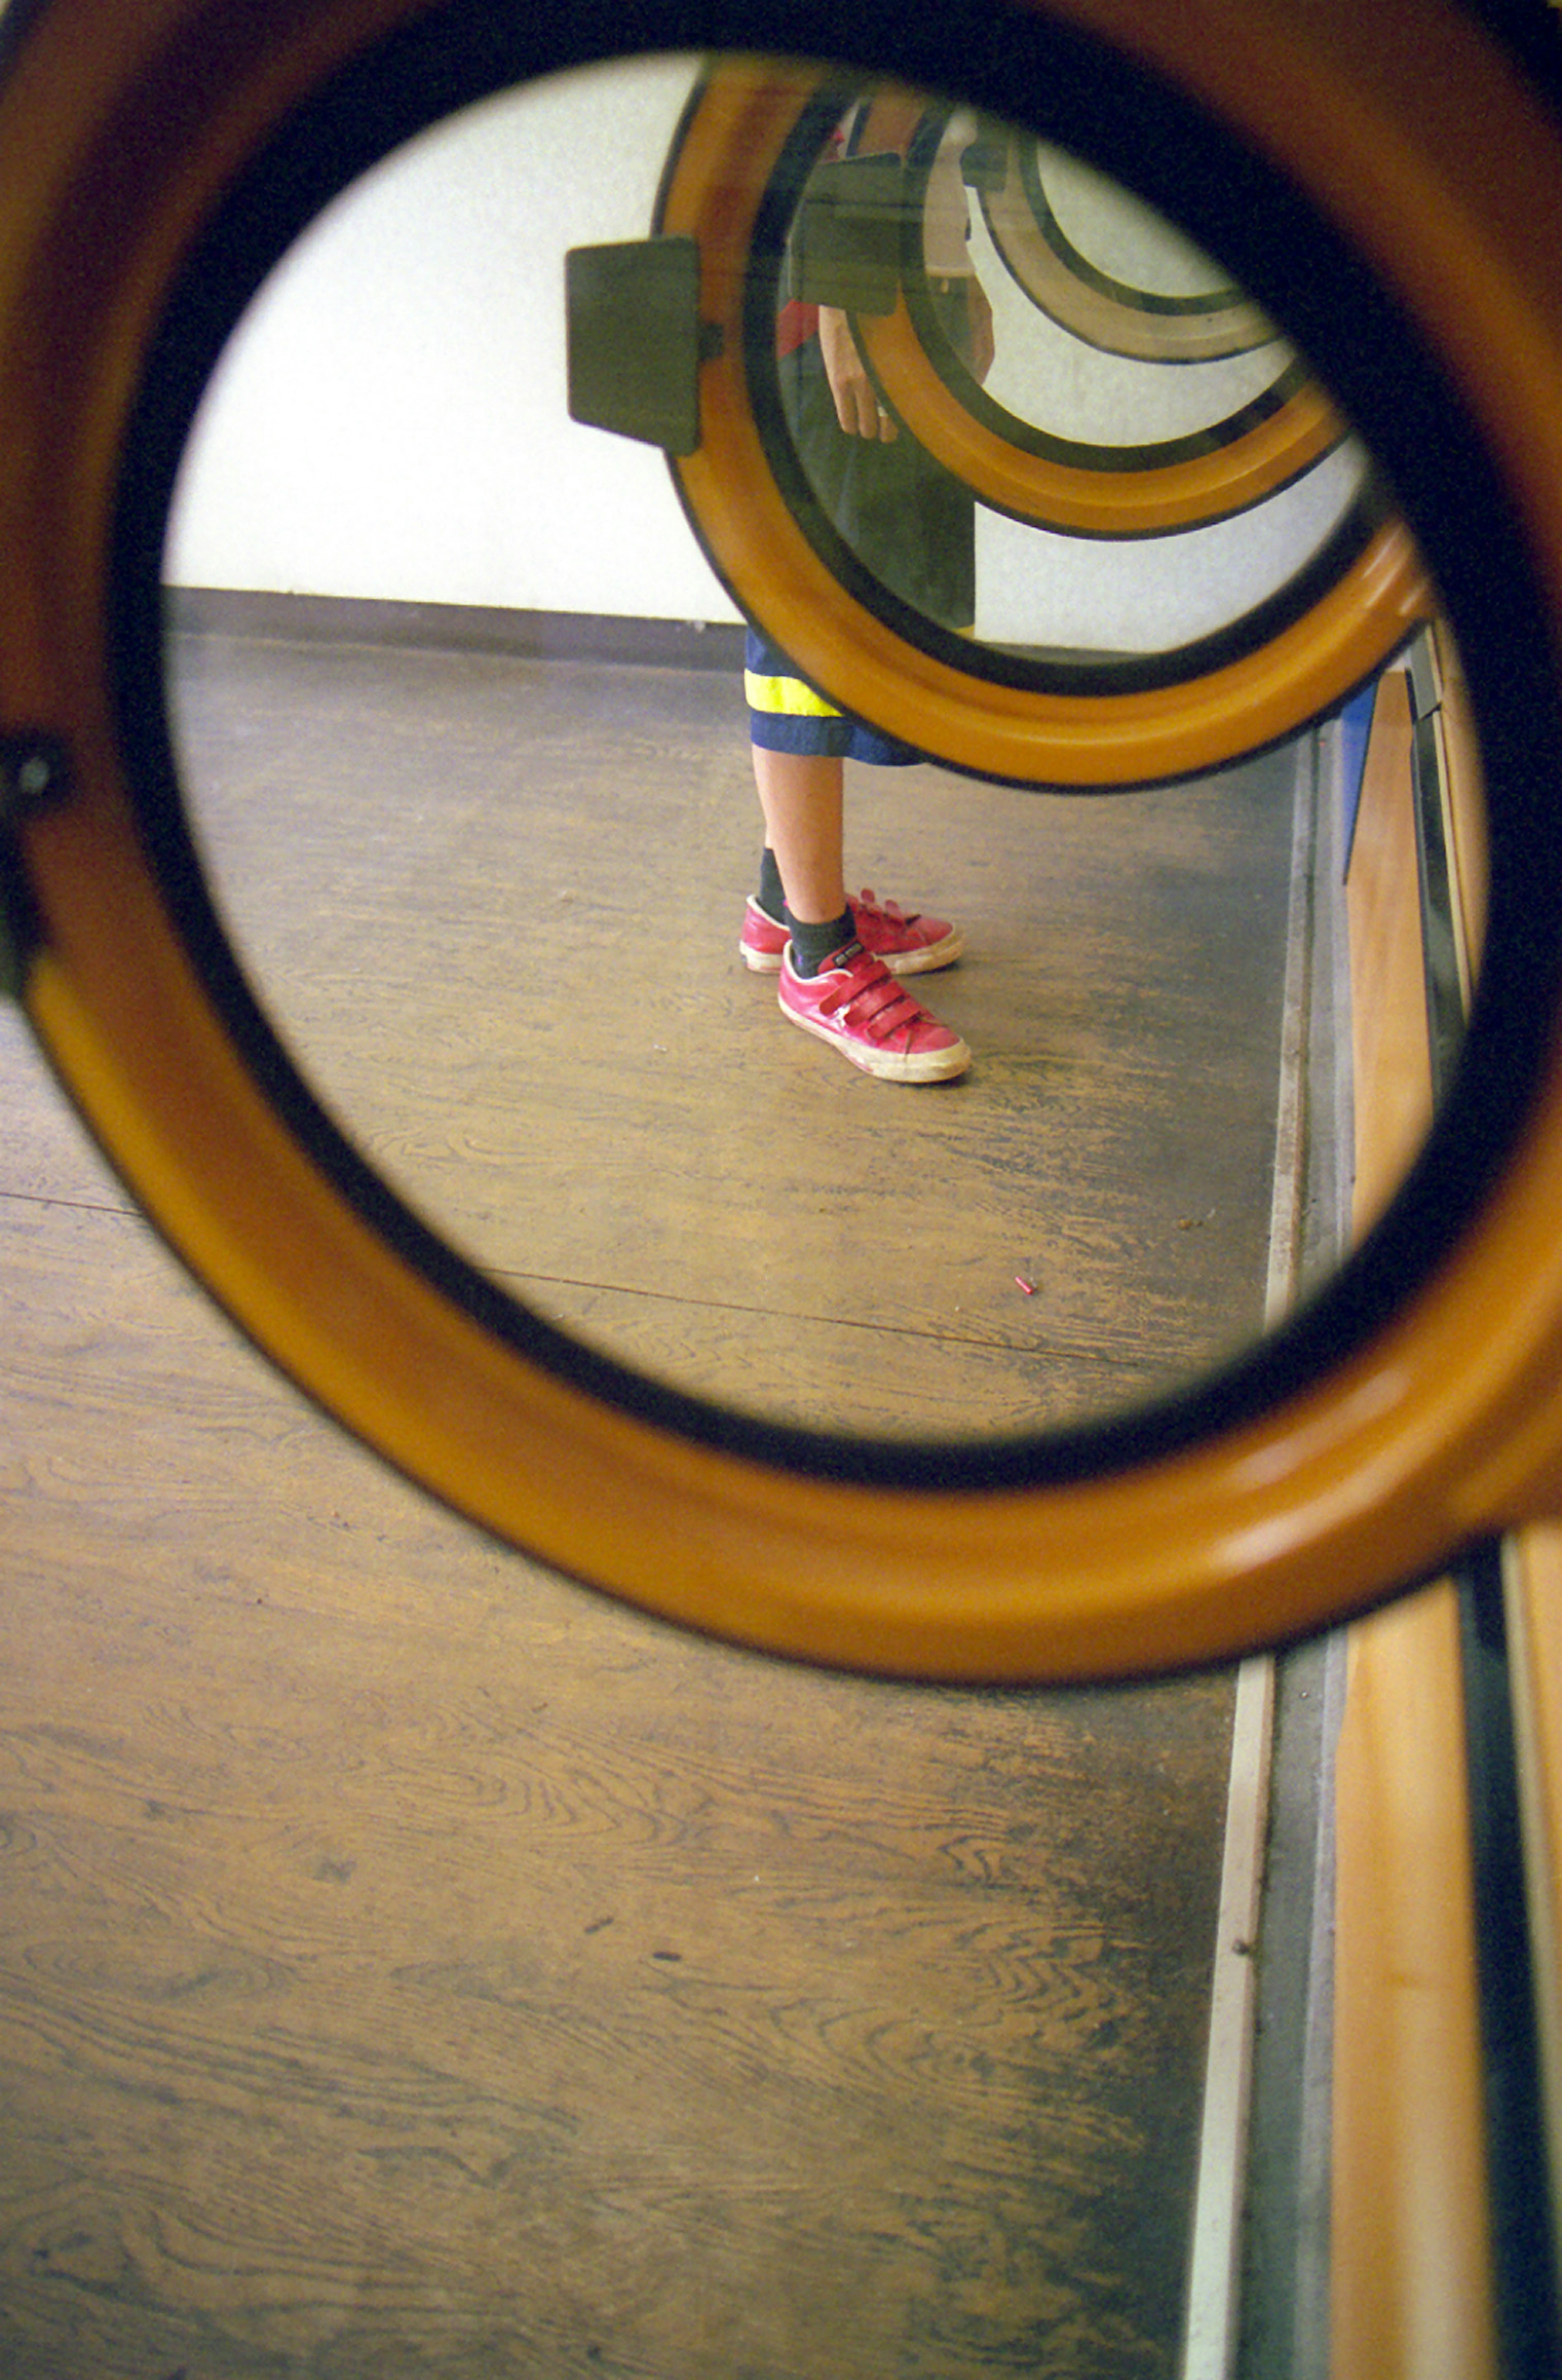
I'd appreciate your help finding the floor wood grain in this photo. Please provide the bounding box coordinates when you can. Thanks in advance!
[166,631,1299,1439]
[0,624,1302,2376]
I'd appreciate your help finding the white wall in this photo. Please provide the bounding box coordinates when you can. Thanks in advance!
[167,55,1358,655]
[168,57,734,622]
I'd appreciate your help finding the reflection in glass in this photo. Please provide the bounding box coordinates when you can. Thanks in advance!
[162,55,1473,1446]
[982,134,1276,364]
[759,79,1370,662]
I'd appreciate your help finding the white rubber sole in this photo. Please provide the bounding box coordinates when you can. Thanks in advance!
[778,994,971,1083]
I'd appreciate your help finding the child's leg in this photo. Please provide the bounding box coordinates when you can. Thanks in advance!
[741,741,965,983]
[750,743,846,925]
[745,739,969,1081]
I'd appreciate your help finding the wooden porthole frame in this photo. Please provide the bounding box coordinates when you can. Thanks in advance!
[3,0,1562,1681]
[974,126,1275,365]
[658,52,1433,786]
[845,85,1349,535]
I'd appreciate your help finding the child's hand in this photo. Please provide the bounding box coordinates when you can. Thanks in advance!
[818,307,897,440]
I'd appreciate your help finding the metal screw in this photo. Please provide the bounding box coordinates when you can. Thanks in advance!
[1,736,71,818]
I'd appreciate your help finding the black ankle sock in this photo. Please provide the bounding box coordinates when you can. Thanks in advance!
[786,907,857,978]
[756,848,786,920]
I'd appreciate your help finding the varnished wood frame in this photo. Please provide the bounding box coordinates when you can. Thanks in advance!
[839,83,1353,536]
[6,0,1562,1681]
[976,133,1274,364]
[854,290,1348,537]
[660,55,1432,783]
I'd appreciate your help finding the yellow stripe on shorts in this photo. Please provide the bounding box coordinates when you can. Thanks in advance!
[743,669,842,721]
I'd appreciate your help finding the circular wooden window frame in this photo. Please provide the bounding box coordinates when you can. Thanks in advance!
[976,127,1276,364]
[660,55,1431,783]
[851,87,1344,533]
[853,296,1355,538]
[4,0,1562,1683]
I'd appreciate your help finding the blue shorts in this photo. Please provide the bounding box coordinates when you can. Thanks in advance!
[744,626,922,766]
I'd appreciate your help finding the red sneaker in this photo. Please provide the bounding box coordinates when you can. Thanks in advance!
[777,943,971,1082]
[740,888,963,976]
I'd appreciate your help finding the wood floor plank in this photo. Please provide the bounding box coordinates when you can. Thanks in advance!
[166,635,1297,1437]
[0,627,1291,2377]
[0,1182,1231,2376]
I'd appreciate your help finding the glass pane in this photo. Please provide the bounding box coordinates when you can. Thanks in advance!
[163,55,1472,1445]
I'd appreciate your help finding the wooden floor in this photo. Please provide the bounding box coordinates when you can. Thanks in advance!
[166,628,1300,1440]
[0,623,1304,2377]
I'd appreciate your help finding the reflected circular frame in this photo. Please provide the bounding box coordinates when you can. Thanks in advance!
[979,128,1276,362]
[5,0,1562,1681]
[862,90,1343,531]
[661,50,1431,781]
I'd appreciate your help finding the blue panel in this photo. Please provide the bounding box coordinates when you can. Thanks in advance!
[1337,680,1379,873]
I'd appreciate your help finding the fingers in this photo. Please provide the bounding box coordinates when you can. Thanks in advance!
[856,400,899,442]
[837,380,898,441]
[834,374,879,438]
[818,306,898,439]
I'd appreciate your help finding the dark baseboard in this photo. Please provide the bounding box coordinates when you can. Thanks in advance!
[163,587,1143,689]
[165,587,749,673]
